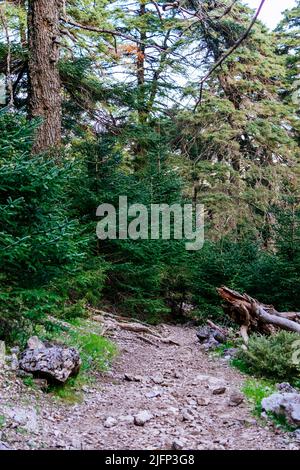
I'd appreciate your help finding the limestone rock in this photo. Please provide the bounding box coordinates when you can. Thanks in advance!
[19,341,81,383]
[261,392,300,427]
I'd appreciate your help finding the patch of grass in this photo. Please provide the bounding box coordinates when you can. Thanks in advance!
[22,376,35,388]
[242,378,276,416]
[241,378,297,432]
[0,415,5,428]
[231,356,251,375]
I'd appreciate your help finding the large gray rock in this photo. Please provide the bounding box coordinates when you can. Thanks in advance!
[19,339,81,383]
[261,392,300,427]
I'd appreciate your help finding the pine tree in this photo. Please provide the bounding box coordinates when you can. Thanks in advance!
[173,0,299,243]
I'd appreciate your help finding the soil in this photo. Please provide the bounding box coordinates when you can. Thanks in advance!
[1,324,299,450]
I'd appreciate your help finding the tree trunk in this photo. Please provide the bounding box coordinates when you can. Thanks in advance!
[27,0,62,154]
[137,2,146,125]
[217,286,300,344]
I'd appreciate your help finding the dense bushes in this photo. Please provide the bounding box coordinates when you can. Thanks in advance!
[0,113,104,342]
[237,331,300,384]
[1,112,299,343]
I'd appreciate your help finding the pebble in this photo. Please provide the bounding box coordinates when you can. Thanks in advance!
[104,417,118,428]
[134,411,153,426]
[212,386,226,395]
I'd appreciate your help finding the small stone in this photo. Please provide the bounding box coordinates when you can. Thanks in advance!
[124,373,143,382]
[197,397,210,406]
[172,439,185,450]
[151,373,164,385]
[181,409,194,422]
[145,389,161,398]
[228,391,244,407]
[212,386,226,395]
[173,371,181,379]
[104,417,117,428]
[134,410,153,426]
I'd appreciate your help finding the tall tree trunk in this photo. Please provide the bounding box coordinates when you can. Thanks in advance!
[27,0,62,153]
[137,1,146,125]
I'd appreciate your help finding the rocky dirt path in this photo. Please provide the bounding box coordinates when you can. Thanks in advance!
[1,324,300,450]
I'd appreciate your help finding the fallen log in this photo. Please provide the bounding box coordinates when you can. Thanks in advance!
[217,286,300,344]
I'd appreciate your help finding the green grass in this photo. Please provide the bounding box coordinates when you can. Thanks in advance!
[242,378,276,416]
[0,415,5,428]
[241,378,297,432]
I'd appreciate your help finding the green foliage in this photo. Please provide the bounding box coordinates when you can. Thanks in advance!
[238,332,300,384]
[0,113,107,341]
[242,378,276,416]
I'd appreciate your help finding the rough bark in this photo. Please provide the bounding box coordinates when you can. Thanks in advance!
[27,0,62,153]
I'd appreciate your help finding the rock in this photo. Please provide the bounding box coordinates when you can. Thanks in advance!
[27,336,45,350]
[145,389,161,398]
[0,441,10,450]
[292,429,300,442]
[104,417,118,428]
[10,353,19,371]
[124,373,143,382]
[134,410,153,426]
[196,326,227,350]
[19,343,81,383]
[119,415,135,424]
[276,383,297,394]
[151,373,164,384]
[0,341,6,367]
[172,439,186,450]
[181,409,194,422]
[212,386,226,395]
[197,397,210,406]
[3,406,39,434]
[228,391,244,407]
[261,393,300,427]
[195,374,226,388]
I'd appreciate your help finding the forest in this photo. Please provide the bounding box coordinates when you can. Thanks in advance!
[0,0,300,453]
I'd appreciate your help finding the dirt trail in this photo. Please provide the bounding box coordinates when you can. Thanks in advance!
[1,324,299,450]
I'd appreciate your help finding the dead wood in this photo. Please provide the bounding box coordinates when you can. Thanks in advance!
[217,286,300,344]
